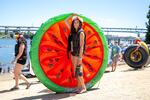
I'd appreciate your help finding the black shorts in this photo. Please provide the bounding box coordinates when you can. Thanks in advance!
[71,52,79,57]
[17,59,26,65]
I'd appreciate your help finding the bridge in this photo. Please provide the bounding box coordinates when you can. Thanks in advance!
[0,25,147,35]
[0,25,147,44]
[0,26,38,33]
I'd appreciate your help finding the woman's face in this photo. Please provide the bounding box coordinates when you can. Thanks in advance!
[73,20,80,30]
[15,35,19,41]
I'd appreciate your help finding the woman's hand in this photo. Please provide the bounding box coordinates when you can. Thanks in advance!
[11,59,17,64]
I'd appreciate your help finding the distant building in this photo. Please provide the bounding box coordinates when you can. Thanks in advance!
[105,35,136,45]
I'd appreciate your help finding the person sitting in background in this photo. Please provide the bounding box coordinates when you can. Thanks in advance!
[111,41,121,72]
[134,37,149,54]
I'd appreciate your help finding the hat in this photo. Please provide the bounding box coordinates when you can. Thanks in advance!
[15,32,23,39]
[134,37,141,44]
[72,16,83,22]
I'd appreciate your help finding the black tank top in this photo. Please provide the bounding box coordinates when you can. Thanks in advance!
[69,29,86,56]
[15,39,27,60]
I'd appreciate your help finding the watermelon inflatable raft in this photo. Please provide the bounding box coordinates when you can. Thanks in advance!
[30,13,108,92]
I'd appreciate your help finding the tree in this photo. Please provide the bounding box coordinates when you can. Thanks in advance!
[23,31,34,39]
[145,5,150,44]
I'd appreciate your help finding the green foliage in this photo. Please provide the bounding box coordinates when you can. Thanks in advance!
[22,32,34,39]
[145,5,150,44]
[0,32,5,36]
[0,32,6,38]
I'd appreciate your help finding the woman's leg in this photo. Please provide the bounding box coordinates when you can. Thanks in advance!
[77,67,86,90]
[20,74,31,89]
[71,56,77,76]
[111,57,117,72]
[114,60,118,71]
[20,74,29,84]
[113,55,119,71]
[13,63,22,87]
[13,63,30,89]
[111,60,114,71]
[76,58,86,93]
[71,56,81,88]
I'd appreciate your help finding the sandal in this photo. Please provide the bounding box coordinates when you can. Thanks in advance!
[10,86,19,91]
[26,83,31,89]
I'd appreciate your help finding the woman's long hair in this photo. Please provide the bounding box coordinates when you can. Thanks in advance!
[70,20,82,34]
[67,19,83,58]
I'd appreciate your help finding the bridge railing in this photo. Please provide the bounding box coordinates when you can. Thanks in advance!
[0,25,147,34]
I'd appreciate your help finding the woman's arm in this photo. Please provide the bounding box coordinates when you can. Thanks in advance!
[79,32,85,57]
[64,13,77,30]
[78,32,85,64]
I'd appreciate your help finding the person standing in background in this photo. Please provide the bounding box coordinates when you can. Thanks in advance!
[111,41,121,72]
[10,32,31,90]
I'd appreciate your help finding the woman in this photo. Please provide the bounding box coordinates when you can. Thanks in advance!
[67,16,86,93]
[10,33,31,90]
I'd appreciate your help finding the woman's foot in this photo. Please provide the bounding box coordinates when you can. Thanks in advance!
[10,86,19,91]
[76,88,86,94]
[26,83,31,89]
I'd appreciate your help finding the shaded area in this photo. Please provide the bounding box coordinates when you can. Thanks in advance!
[14,88,100,100]
[14,93,76,100]
[122,68,145,72]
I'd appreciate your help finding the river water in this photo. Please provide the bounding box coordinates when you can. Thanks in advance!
[0,39,31,73]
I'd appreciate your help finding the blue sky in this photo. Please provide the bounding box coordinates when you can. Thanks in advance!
[0,0,149,29]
